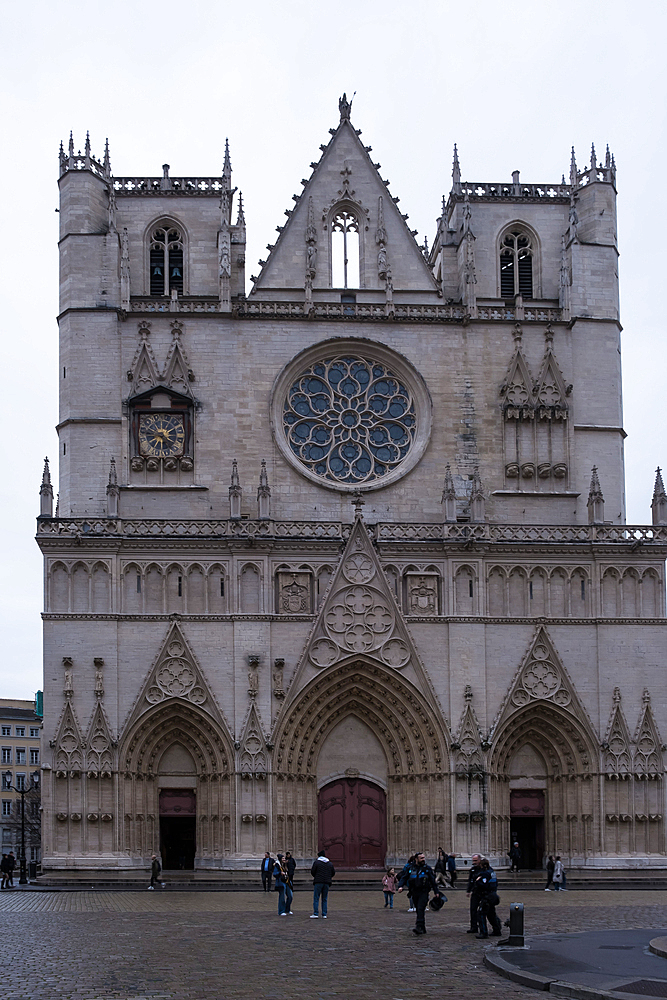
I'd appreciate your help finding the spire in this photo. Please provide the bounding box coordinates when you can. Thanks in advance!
[587,466,605,524]
[84,130,91,168]
[68,131,75,169]
[229,459,242,519]
[222,137,232,192]
[569,146,578,188]
[590,142,597,174]
[452,143,461,195]
[257,460,271,519]
[39,457,54,518]
[103,137,111,179]
[652,467,667,526]
[470,466,485,523]
[441,463,457,522]
[235,191,245,227]
[106,457,120,518]
[55,493,60,519]
[120,227,130,310]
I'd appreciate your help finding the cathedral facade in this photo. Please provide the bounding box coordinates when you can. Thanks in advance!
[38,99,667,871]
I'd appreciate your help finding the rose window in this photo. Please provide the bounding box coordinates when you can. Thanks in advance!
[282,355,418,486]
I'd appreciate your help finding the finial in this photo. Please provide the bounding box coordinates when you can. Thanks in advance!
[103,138,111,178]
[605,144,611,168]
[569,146,577,188]
[223,137,232,186]
[229,458,242,518]
[613,686,621,704]
[587,465,605,523]
[464,683,473,702]
[236,191,245,227]
[68,131,75,161]
[351,489,365,518]
[452,143,461,193]
[545,323,554,348]
[55,493,60,518]
[651,467,667,525]
[85,130,91,160]
[39,457,54,518]
[257,460,271,519]
[590,142,597,172]
[441,463,457,522]
[338,92,354,122]
[512,322,523,345]
[643,688,651,705]
[106,458,119,517]
[470,466,485,523]
[589,465,603,499]
[41,456,52,487]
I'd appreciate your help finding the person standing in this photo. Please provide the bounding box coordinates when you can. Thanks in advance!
[553,856,566,890]
[148,854,163,890]
[508,842,521,872]
[545,855,555,891]
[260,852,274,892]
[397,852,442,935]
[434,849,448,889]
[285,851,296,885]
[0,854,9,889]
[466,854,483,933]
[310,850,335,918]
[446,852,458,888]
[7,853,16,887]
[399,854,418,911]
[473,859,502,938]
[273,853,293,916]
[382,867,397,908]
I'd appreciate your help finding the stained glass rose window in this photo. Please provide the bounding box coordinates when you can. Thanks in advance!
[272,341,431,492]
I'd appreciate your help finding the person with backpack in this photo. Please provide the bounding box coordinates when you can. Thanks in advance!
[473,859,501,938]
[310,850,335,918]
[397,852,443,935]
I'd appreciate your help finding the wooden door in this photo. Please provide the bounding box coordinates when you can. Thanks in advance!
[318,778,386,868]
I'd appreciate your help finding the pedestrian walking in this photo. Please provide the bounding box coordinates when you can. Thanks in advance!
[0,853,10,889]
[399,854,418,911]
[273,853,294,916]
[446,852,458,888]
[7,853,16,887]
[260,851,274,892]
[466,853,484,933]
[397,851,443,936]
[553,856,567,890]
[473,859,502,938]
[508,842,521,872]
[382,867,397,908]
[310,850,335,918]
[434,848,448,889]
[148,854,164,889]
[545,855,555,891]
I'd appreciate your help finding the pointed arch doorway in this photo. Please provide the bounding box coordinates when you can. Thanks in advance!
[318,777,386,868]
[158,743,197,870]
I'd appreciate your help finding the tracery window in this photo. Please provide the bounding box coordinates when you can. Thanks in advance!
[500,229,533,299]
[150,225,184,296]
[331,210,360,288]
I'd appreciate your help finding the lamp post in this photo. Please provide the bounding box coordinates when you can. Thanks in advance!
[3,770,39,885]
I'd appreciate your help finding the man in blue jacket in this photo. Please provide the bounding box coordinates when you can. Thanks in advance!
[397,853,443,935]
[260,852,274,892]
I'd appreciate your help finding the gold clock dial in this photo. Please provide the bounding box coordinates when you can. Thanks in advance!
[139,413,185,458]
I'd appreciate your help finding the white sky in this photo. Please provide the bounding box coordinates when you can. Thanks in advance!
[1,0,666,699]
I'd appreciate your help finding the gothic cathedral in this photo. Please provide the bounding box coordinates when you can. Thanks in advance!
[38,98,667,871]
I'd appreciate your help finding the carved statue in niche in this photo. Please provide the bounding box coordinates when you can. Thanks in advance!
[63,656,73,697]
[248,670,259,698]
[306,243,317,278]
[94,657,104,698]
[377,244,387,279]
[273,658,285,699]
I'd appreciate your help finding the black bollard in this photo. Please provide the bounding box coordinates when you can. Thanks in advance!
[507,902,524,946]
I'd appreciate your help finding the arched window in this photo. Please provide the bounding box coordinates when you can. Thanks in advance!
[500,228,533,299]
[150,225,184,296]
[331,210,359,288]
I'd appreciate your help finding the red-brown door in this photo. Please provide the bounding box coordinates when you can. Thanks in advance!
[318,778,386,868]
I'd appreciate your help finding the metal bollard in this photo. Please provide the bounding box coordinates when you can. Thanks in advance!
[507,902,524,946]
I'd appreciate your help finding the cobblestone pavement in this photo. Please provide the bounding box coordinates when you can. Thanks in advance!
[1,888,667,999]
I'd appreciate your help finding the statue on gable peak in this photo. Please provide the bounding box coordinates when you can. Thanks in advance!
[339,92,353,122]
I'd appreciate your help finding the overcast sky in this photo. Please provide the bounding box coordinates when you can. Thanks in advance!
[1,0,665,700]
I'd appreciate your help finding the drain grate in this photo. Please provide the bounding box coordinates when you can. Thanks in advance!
[612,981,667,997]
[600,945,635,950]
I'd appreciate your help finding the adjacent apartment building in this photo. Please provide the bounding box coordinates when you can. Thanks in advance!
[1,698,42,862]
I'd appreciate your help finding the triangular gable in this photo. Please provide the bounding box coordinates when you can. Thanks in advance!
[129,323,160,390]
[453,686,484,773]
[534,334,569,417]
[162,320,194,396]
[252,116,438,294]
[489,626,597,740]
[121,621,230,737]
[285,515,439,703]
[633,689,664,774]
[500,341,535,418]
[84,703,114,775]
[239,703,269,776]
[53,701,85,773]
[603,687,632,774]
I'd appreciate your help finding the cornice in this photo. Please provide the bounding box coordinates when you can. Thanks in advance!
[40,612,666,626]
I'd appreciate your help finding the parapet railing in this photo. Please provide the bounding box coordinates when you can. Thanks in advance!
[113,177,225,196]
[36,518,667,545]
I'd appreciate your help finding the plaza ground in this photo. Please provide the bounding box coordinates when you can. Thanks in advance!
[1,887,667,999]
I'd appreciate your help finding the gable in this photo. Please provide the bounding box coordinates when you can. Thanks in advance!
[252,116,438,295]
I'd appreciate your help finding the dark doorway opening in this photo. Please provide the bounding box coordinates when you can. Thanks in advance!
[159,789,196,870]
[318,778,386,869]
[510,789,545,870]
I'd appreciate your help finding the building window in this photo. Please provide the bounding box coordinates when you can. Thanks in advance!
[1,801,10,817]
[29,749,39,766]
[30,847,40,862]
[15,749,25,765]
[1,773,10,791]
[331,210,360,288]
[30,728,40,738]
[1,726,10,737]
[1,828,11,843]
[15,727,25,737]
[1,748,11,765]
[150,225,184,296]
[15,774,25,791]
[500,229,534,299]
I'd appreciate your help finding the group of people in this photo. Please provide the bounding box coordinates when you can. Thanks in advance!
[465,853,502,938]
[261,850,336,918]
[0,852,16,889]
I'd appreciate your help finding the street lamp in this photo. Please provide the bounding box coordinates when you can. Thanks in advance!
[3,770,39,885]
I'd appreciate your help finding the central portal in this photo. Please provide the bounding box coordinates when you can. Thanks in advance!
[318,778,386,868]
[159,788,196,870]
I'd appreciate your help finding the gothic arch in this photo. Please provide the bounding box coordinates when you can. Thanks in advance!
[491,702,598,779]
[496,219,542,298]
[121,699,233,778]
[143,215,189,296]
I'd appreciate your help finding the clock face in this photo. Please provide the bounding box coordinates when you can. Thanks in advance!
[138,413,185,458]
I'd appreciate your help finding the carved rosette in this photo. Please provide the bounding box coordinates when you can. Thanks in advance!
[145,635,207,706]
[511,640,571,709]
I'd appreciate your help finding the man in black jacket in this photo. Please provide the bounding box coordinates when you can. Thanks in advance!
[310,851,335,918]
[466,854,483,933]
[260,852,274,892]
[397,853,443,935]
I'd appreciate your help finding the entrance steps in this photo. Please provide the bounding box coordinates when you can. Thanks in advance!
[33,867,667,891]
